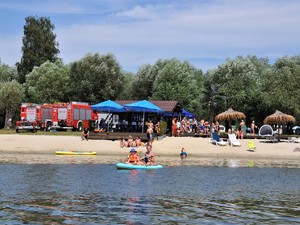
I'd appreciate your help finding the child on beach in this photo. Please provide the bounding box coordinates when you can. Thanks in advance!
[180,148,187,159]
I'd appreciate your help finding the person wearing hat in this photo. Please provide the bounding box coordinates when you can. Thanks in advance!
[127,148,141,164]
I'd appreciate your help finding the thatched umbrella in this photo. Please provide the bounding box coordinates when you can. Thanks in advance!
[215,108,246,121]
[264,110,295,142]
[264,110,295,124]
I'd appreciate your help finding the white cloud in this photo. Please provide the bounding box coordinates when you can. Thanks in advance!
[1,0,300,72]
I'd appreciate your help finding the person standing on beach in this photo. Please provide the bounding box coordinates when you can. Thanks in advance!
[172,118,177,137]
[146,126,153,143]
[251,121,256,134]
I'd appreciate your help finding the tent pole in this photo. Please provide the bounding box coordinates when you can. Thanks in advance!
[142,110,145,133]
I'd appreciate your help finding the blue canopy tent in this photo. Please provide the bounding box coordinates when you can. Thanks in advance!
[124,100,163,132]
[182,109,195,118]
[91,100,127,113]
[91,100,127,130]
[163,109,195,118]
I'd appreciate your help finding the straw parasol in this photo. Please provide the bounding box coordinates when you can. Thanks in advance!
[263,110,295,124]
[215,108,246,121]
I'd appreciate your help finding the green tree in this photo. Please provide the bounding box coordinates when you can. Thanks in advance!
[68,53,124,104]
[152,58,203,115]
[118,71,135,100]
[262,55,300,123]
[204,56,270,125]
[17,16,60,84]
[0,80,24,128]
[25,60,70,103]
[0,60,18,82]
[131,63,161,99]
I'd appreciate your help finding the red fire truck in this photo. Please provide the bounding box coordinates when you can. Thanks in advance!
[40,102,98,131]
[16,103,41,132]
[16,102,98,132]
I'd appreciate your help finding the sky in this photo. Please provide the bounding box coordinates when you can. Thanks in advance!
[0,0,299,73]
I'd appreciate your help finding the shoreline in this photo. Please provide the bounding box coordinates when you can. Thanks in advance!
[1,134,300,168]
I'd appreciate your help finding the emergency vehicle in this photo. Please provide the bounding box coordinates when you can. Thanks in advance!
[16,103,40,132]
[16,102,97,132]
[40,102,98,131]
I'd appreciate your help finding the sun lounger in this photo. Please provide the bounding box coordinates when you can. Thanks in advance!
[247,141,256,152]
[211,132,227,146]
[227,133,241,147]
[293,137,300,143]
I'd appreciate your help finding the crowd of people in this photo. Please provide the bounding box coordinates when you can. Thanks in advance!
[171,117,257,138]
[171,117,219,137]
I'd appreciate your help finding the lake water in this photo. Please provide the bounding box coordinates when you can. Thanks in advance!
[0,164,299,224]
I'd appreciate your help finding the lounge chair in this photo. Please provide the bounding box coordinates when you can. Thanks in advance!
[294,137,300,143]
[247,141,256,152]
[211,132,227,146]
[228,133,241,147]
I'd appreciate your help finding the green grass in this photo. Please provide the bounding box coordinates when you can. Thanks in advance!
[0,128,82,136]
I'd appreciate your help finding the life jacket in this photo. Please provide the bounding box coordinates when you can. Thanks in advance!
[128,153,138,164]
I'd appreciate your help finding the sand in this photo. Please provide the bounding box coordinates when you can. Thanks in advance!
[0,134,300,167]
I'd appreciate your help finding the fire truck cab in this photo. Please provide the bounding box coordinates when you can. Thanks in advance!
[16,103,40,133]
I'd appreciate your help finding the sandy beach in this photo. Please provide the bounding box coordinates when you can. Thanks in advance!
[0,134,300,167]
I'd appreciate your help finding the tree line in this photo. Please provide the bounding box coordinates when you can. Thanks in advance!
[0,16,299,129]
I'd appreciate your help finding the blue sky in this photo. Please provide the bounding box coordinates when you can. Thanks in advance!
[0,0,299,73]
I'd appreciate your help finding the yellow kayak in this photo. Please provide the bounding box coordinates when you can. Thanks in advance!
[55,151,97,155]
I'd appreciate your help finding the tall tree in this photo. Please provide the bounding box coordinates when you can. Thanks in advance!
[25,60,70,103]
[262,56,300,122]
[152,58,203,114]
[131,63,161,100]
[203,56,270,125]
[118,71,135,100]
[68,53,124,104]
[17,16,60,84]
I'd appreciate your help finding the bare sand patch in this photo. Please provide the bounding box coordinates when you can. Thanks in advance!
[0,134,299,167]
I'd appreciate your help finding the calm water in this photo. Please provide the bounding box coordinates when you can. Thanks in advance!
[0,164,299,224]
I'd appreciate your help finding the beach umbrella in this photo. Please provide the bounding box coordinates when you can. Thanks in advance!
[263,110,295,142]
[91,100,127,113]
[124,100,163,132]
[263,110,295,124]
[215,108,246,121]
[91,100,127,130]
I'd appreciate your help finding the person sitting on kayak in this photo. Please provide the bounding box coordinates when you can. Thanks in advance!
[180,147,187,159]
[81,128,89,141]
[127,148,141,165]
[143,143,155,165]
